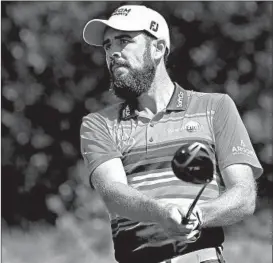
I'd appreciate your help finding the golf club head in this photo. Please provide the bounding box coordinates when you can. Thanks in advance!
[172,142,214,184]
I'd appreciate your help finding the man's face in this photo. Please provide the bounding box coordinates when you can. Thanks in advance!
[103,28,156,100]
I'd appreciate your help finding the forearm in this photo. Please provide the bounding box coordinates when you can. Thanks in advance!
[199,184,256,227]
[98,181,168,223]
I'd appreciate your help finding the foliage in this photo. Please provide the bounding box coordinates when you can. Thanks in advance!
[1,1,272,227]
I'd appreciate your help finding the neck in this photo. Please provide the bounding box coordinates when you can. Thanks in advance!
[137,66,174,116]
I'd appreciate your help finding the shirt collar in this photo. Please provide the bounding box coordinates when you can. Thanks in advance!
[119,82,188,121]
[166,82,188,111]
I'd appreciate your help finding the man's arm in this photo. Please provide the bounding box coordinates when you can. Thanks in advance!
[198,94,262,228]
[198,163,257,227]
[91,158,193,237]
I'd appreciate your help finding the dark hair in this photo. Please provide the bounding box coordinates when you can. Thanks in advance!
[143,31,169,65]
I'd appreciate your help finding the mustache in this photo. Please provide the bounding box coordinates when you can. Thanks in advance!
[110,59,130,73]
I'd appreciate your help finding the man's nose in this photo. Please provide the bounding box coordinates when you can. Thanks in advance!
[110,52,121,60]
[109,42,122,58]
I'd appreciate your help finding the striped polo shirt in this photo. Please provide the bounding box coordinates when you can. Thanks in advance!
[80,83,263,263]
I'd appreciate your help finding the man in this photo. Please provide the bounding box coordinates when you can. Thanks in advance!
[80,5,263,263]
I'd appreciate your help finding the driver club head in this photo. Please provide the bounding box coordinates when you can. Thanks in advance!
[171,142,214,184]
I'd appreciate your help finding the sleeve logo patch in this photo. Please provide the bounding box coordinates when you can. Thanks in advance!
[240,140,246,147]
[232,140,255,157]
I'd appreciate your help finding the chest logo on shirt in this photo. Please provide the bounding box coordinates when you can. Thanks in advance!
[185,121,202,133]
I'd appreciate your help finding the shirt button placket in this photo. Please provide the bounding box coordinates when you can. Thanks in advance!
[147,121,154,150]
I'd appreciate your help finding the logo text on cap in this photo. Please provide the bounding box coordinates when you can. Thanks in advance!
[150,21,159,32]
[112,8,131,16]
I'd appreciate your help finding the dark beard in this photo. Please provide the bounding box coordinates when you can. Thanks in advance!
[110,48,156,101]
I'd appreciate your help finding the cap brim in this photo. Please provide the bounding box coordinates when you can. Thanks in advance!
[83,18,146,46]
[83,19,110,46]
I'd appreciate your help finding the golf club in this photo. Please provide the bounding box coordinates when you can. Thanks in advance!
[171,142,214,224]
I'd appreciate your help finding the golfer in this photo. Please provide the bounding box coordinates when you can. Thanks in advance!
[80,5,263,263]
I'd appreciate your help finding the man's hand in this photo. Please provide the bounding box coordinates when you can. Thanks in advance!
[159,203,192,236]
[162,204,202,242]
[137,203,201,244]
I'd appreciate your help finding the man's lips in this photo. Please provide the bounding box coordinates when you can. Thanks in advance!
[112,65,124,71]
[111,62,128,73]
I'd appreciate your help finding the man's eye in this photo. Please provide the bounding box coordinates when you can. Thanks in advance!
[120,39,129,45]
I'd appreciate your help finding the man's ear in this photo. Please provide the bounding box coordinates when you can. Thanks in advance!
[153,39,166,60]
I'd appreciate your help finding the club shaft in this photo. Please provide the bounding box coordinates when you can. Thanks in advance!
[183,182,209,223]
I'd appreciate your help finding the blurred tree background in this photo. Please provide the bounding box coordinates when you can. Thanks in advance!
[1,1,272,263]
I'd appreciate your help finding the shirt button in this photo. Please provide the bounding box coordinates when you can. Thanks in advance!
[149,137,153,142]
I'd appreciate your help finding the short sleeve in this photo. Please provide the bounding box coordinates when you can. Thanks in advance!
[213,95,263,179]
[80,113,122,182]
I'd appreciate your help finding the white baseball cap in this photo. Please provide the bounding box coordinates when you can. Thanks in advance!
[83,5,170,53]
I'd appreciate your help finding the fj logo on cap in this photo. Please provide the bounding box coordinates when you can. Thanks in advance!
[112,8,131,16]
[150,21,159,32]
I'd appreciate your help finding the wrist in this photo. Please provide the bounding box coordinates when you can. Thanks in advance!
[148,200,169,223]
